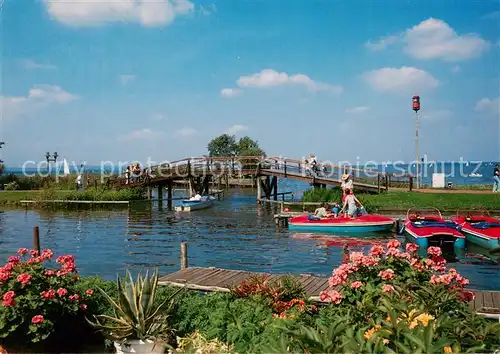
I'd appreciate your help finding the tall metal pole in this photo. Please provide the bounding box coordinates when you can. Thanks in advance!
[415,110,419,189]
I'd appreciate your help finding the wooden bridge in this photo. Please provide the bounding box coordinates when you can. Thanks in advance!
[107,156,410,201]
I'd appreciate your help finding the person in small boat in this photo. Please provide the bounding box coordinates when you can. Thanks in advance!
[341,189,364,218]
[189,193,202,201]
[331,202,341,218]
[341,173,353,203]
[310,202,329,220]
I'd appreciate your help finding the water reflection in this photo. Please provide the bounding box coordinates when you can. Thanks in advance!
[0,190,498,290]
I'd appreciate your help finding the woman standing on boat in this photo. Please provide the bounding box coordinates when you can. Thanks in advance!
[341,189,364,218]
[341,173,353,203]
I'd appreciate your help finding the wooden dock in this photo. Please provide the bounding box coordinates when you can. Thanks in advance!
[159,266,500,318]
[159,267,330,301]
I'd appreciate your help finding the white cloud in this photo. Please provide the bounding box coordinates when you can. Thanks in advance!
[366,18,490,62]
[474,97,500,113]
[151,113,165,120]
[119,128,163,140]
[236,69,343,94]
[19,59,56,70]
[451,65,461,73]
[345,106,370,114]
[404,18,490,61]
[226,124,248,135]
[175,127,198,137]
[481,11,500,20]
[1,85,77,120]
[220,88,243,98]
[363,67,440,94]
[120,74,136,85]
[364,35,399,51]
[43,0,194,27]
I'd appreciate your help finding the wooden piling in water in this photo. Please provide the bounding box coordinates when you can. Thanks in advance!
[180,242,188,270]
[32,226,40,253]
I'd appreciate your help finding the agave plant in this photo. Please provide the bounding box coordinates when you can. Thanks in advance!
[88,269,183,344]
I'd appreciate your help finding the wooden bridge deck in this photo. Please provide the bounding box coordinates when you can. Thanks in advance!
[159,267,500,318]
[108,156,391,193]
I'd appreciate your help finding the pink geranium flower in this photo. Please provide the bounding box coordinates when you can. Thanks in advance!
[405,243,419,253]
[378,269,395,280]
[320,290,343,304]
[2,291,16,307]
[16,273,32,285]
[57,288,68,297]
[427,246,442,257]
[382,284,395,293]
[350,281,363,289]
[31,315,44,324]
[41,289,56,300]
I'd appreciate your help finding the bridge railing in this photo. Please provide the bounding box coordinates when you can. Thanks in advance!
[259,157,390,189]
[107,156,265,187]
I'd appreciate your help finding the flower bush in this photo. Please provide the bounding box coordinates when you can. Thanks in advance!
[0,248,99,351]
[320,241,473,309]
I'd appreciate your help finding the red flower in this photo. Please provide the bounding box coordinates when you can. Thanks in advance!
[387,239,401,249]
[458,290,475,302]
[405,243,419,253]
[69,294,80,302]
[7,256,20,264]
[2,291,15,307]
[368,245,385,256]
[44,270,56,276]
[40,249,54,261]
[29,250,39,257]
[0,271,10,282]
[85,289,94,296]
[16,273,32,285]
[31,315,44,324]
[80,304,88,311]
[41,289,56,300]
[57,288,68,297]
[17,248,29,256]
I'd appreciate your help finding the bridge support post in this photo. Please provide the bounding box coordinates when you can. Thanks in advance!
[271,176,278,201]
[257,176,264,204]
[147,187,152,200]
[157,184,163,210]
[167,180,173,210]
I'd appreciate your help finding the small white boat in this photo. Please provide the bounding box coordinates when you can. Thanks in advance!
[175,196,214,212]
[469,173,483,178]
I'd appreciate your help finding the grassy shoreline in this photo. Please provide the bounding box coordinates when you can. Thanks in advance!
[0,187,146,206]
[298,189,500,213]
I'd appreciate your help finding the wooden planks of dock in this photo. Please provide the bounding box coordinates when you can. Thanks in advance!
[159,266,500,320]
[159,267,330,300]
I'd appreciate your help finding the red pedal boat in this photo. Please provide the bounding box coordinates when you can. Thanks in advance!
[288,214,395,234]
[402,208,465,248]
[452,210,500,250]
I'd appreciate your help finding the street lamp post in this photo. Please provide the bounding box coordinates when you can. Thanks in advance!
[45,151,59,173]
[0,142,4,164]
[412,95,421,189]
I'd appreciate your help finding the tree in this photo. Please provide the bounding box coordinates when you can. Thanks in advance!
[237,136,265,157]
[207,134,238,157]
[207,134,266,157]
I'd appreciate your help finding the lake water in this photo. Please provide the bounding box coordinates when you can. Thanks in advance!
[1,188,499,290]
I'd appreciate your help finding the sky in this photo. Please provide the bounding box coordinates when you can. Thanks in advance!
[1,0,499,167]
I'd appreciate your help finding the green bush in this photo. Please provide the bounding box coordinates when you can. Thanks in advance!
[302,187,342,203]
[3,181,19,191]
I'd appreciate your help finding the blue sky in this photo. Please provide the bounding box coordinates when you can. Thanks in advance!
[1,0,499,167]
